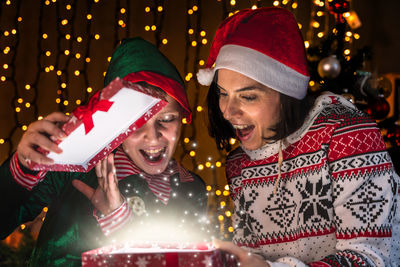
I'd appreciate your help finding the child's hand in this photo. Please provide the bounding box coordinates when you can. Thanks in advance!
[214,239,270,267]
[17,112,69,168]
[72,153,124,215]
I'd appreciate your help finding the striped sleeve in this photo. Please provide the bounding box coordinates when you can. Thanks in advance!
[93,199,133,236]
[10,152,47,190]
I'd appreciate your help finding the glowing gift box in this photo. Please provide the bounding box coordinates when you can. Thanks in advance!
[81,242,237,267]
[28,77,167,172]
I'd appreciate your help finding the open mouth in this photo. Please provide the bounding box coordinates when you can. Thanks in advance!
[139,147,167,163]
[234,124,255,141]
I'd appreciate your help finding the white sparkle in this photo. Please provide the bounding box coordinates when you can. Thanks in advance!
[135,256,149,267]
[201,255,213,266]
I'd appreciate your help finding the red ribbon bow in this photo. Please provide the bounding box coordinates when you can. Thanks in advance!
[72,91,114,134]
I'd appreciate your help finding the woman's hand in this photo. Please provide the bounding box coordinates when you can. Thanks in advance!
[17,112,69,168]
[214,240,270,267]
[72,154,124,216]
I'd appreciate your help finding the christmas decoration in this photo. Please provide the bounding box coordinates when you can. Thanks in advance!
[329,0,350,23]
[317,55,341,79]
[356,72,393,99]
[377,76,393,98]
[127,196,146,216]
[366,96,390,120]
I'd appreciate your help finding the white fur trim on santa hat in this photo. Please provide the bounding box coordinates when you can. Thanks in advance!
[203,45,310,99]
[197,68,215,86]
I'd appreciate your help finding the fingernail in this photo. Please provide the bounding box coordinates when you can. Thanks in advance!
[59,132,67,139]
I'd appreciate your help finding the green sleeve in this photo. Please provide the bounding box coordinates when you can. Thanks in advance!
[0,156,72,239]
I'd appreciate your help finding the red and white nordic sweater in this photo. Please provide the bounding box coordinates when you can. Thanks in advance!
[226,94,400,267]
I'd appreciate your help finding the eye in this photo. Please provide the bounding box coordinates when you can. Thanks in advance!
[241,94,257,101]
[158,114,177,123]
[216,85,228,98]
[217,89,228,98]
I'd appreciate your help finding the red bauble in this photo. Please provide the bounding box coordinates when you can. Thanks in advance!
[366,97,390,120]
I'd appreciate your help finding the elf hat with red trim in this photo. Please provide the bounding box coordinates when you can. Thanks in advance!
[197,7,310,100]
[105,37,192,123]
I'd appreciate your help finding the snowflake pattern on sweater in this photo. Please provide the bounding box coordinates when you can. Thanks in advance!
[226,94,400,267]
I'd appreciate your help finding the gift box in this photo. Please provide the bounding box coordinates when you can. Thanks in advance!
[28,77,167,172]
[82,242,237,267]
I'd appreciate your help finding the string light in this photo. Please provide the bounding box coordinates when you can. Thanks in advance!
[3,0,354,240]
[312,21,320,28]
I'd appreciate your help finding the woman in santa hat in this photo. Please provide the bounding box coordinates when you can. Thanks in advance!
[0,37,208,266]
[197,7,399,267]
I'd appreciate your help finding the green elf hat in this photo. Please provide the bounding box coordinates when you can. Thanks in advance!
[104,37,192,123]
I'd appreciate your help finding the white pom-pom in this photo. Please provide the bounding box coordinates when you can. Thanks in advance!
[196,68,214,86]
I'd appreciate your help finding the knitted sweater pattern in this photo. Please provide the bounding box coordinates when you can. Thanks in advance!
[226,94,400,266]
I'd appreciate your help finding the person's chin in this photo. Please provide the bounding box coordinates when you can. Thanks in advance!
[240,138,263,151]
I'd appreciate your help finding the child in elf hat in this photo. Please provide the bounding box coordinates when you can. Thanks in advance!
[197,7,400,267]
[0,37,208,266]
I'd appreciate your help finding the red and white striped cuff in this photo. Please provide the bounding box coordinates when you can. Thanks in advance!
[94,200,133,236]
[10,153,47,191]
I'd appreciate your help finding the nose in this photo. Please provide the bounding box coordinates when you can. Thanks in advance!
[220,97,241,121]
[142,120,162,143]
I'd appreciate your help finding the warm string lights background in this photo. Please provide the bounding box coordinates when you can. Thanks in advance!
[0,0,397,238]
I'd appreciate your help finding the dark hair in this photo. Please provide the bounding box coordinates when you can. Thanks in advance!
[207,76,315,152]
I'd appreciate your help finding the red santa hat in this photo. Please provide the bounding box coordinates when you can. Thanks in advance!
[197,7,310,100]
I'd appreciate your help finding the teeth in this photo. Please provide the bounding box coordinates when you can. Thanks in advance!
[233,124,249,129]
[144,148,164,154]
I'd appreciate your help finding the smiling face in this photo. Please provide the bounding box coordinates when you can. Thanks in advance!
[121,95,182,175]
[217,69,281,150]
